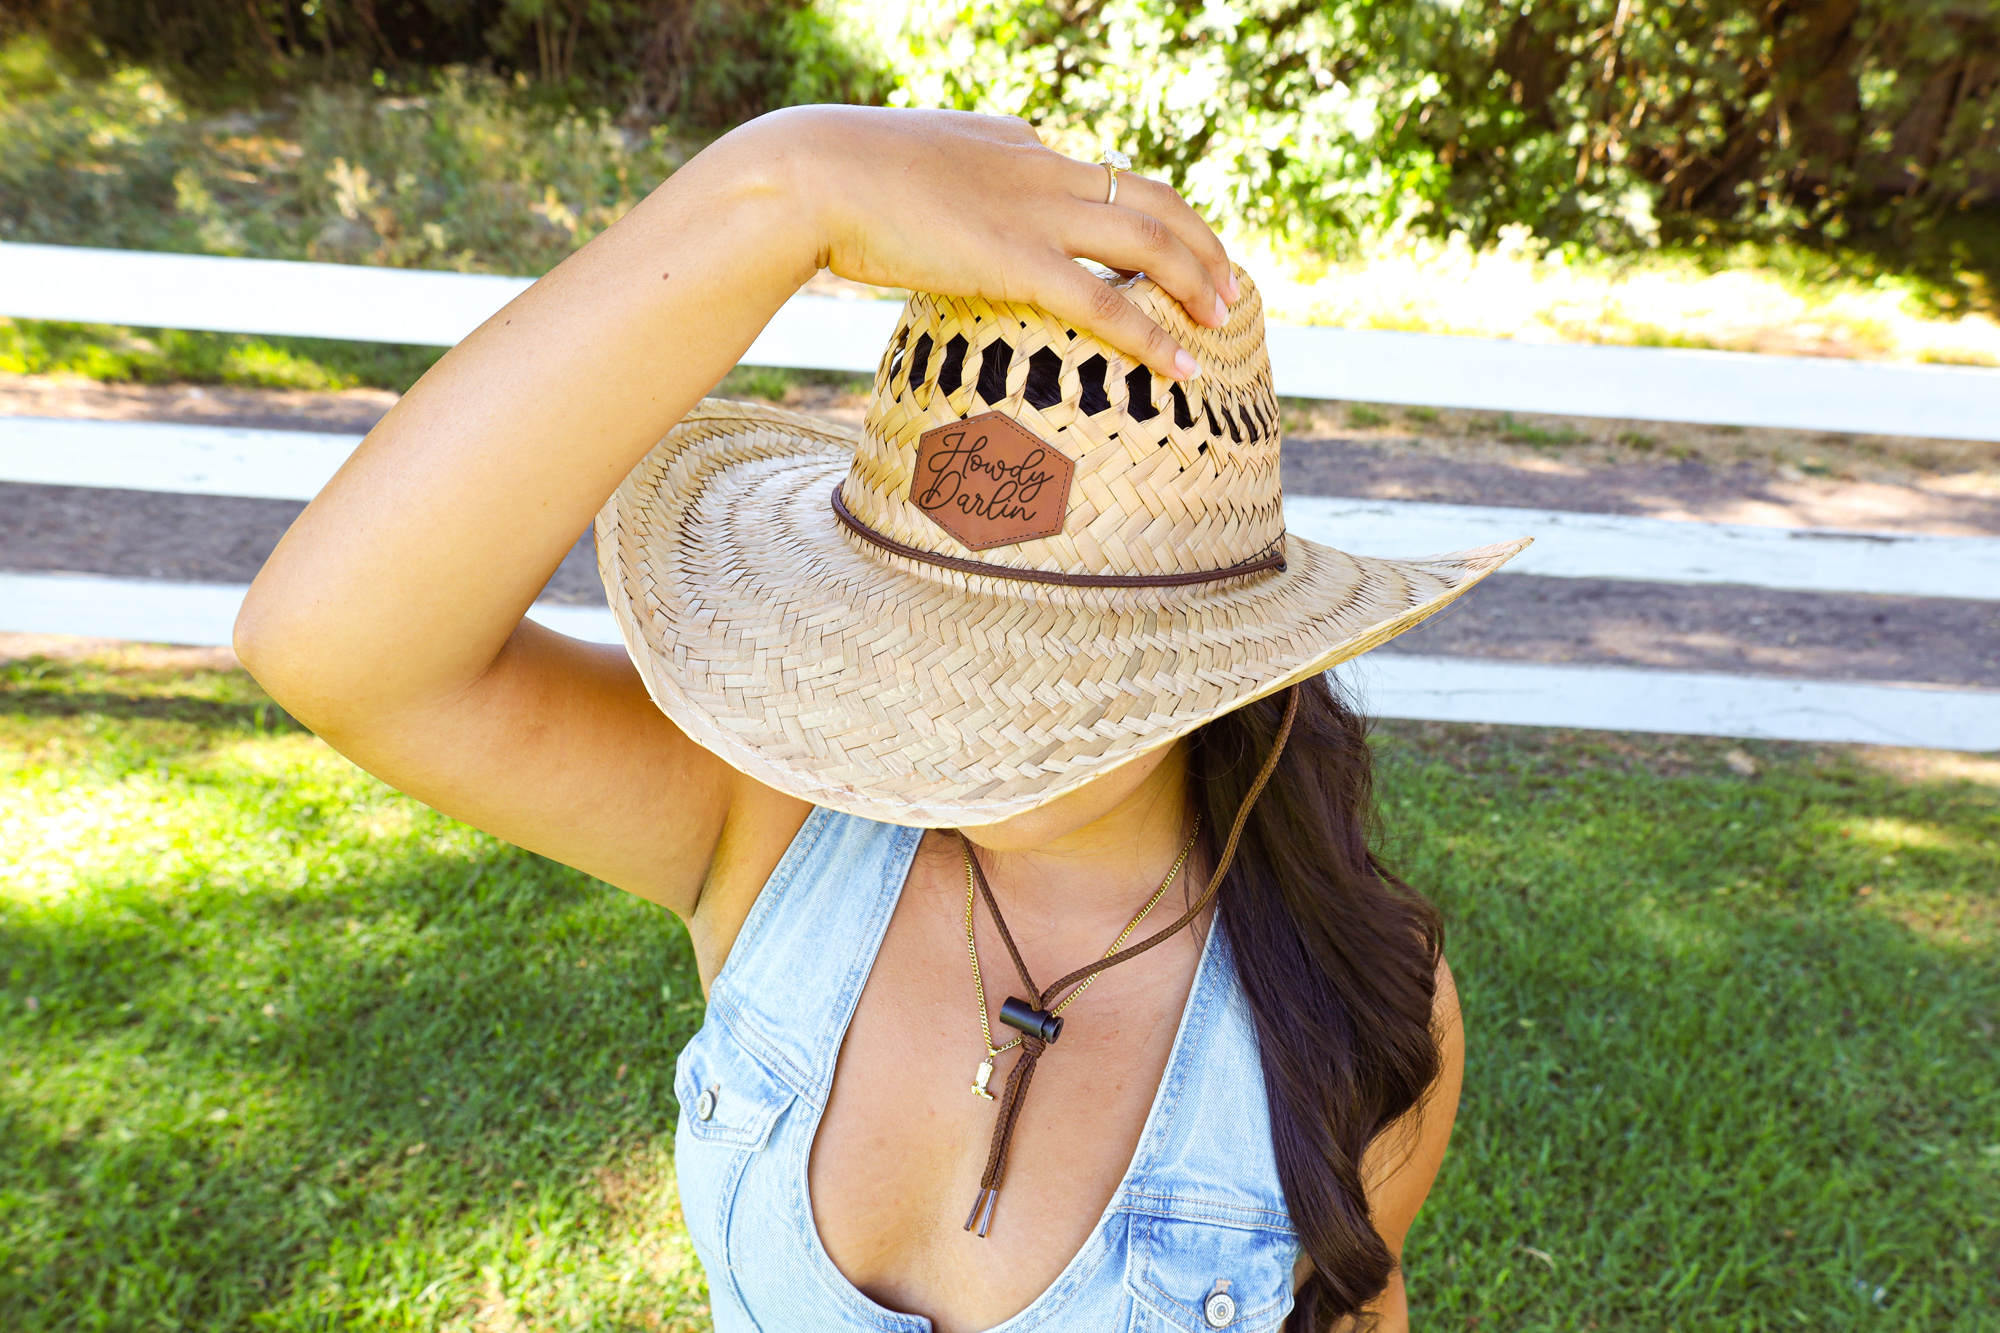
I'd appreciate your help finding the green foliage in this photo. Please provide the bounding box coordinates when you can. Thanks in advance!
[287,75,688,272]
[896,0,1427,247]
[0,318,442,391]
[4,656,1997,1326]
[8,4,1999,288]
[0,44,688,276]
[894,0,2000,255]
[0,44,204,254]
[3,0,887,122]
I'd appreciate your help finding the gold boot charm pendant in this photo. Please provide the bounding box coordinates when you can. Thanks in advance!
[971,1055,996,1100]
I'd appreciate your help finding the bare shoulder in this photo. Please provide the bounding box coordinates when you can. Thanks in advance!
[1312,954,1465,1331]
[1432,954,1464,1046]
[682,770,817,985]
[1361,954,1465,1242]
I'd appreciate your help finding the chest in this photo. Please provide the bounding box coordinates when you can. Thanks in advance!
[805,854,1207,1333]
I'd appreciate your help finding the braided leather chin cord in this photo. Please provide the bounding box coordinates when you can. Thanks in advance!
[957,684,1301,1237]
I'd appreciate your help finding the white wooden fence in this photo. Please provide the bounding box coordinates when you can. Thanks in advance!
[3,242,1997,750]
[9,243,2000,439]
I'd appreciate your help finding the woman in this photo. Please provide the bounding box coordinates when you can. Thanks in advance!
[236,106,1524,1332]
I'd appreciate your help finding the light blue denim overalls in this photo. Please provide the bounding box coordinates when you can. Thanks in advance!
[673,807,1300,1332]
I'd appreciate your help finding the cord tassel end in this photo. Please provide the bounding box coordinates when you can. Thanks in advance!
[963,1187,998,1237]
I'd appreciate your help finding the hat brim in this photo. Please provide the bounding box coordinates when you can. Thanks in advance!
[597,400,1529,828]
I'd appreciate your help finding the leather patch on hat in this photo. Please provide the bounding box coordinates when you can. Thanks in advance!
[911,411,1074,551]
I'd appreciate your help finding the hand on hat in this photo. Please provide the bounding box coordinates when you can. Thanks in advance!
[747,105,1238,384]
[236,106,1243,923]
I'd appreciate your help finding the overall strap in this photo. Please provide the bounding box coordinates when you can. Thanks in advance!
[706,807,925,1102]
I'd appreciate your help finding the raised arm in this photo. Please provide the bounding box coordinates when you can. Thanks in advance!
[234,107,1238,927]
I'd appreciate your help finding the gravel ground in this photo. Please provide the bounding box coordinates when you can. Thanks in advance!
[4,374,1995,688]
[1280,435,2000,536]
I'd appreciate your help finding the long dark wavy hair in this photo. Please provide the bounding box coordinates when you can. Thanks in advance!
[1185,672,1445,1330]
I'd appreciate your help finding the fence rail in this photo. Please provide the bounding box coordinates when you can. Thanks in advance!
[4,417,1993,601]
[9,570,1991,751]
[7,243,2000,439]
[3,243,1996,751]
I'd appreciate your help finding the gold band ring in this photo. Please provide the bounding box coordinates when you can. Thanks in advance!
[1100,149,1131,206]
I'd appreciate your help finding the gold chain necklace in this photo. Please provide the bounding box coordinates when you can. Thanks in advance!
[961,814,1201,1100]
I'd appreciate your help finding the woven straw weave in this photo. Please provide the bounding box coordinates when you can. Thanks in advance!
[846,268,1282,577]
[596,269,1528,827]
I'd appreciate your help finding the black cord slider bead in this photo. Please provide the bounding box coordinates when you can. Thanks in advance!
[998,996,1063,1044]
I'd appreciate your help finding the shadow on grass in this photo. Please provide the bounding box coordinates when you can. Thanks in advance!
[1,689,307,730]
[3,654,302,727]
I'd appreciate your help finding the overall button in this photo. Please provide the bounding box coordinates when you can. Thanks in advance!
[694,1088,717,1121]
[1203,1285,1236,1328]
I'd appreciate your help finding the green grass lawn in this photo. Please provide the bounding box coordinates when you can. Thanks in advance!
[2,653,1995,1331]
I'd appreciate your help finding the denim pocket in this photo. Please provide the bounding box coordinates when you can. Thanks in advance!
[673,1020,800,1267]
[1122,1211,1296,1332]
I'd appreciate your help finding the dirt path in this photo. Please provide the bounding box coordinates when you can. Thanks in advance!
[4,373,1995,687]
[11,372,1991,532]
[0,377,399,435]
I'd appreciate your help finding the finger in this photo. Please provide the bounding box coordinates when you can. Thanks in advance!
[1033,255,1201,383]
[1065,200,1227,330]
[1108,173,1239,305]
[1062,158,1237,305]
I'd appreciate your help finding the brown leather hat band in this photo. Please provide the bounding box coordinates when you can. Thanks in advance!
[831,485,1286,589]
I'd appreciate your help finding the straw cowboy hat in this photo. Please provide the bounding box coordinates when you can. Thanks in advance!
[596,267,1528,827]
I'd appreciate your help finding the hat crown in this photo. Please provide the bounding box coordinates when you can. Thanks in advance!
[841,268,1285,581]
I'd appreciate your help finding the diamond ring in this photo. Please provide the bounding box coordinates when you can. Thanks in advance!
[1100,149,1131,206]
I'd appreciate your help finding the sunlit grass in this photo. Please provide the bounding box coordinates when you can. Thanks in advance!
[2,656,1996,1329]
[0,655,711,1329]
[1376,721,2000,1330]
[1239,229,2000,366]
[0,318,445,394]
